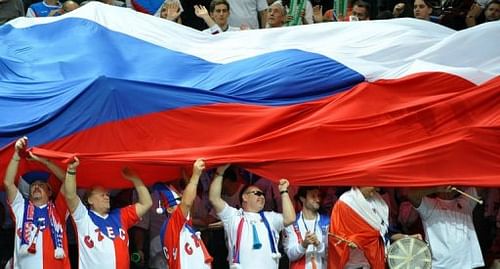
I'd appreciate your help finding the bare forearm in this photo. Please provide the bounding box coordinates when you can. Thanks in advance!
[134,181,153,209]
[182,174,200,209]
[201,15,216,28]
[4,153,21,202]
[281,192,295,226]
[209,173,225,213]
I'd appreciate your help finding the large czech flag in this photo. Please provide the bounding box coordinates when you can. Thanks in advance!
[1,3,499,188]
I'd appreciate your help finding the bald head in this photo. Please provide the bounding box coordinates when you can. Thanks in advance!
[62,0,79,13]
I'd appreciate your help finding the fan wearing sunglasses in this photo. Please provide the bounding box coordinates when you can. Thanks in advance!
[209,164,296,269]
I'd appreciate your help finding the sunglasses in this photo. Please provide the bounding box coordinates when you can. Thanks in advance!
[247,190,265,197]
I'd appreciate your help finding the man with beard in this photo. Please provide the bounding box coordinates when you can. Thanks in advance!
[283,186,329,269]
[3,137,70,269]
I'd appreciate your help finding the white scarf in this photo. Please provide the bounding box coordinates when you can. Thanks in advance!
[340,187,389,240]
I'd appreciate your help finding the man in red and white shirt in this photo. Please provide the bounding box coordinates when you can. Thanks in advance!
[62,158,152,269]
[328,187,418,269]
[4,137,70,269]
[158,158,213,269]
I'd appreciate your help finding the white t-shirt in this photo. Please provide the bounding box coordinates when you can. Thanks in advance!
[417,188,484,269]
[283,212,328,269]
[72,200,139,269]
[217,203,284,268]
[227,0,268,29]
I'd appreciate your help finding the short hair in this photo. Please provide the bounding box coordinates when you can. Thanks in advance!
[238,184,261,205]
[419,0,434,8]
[295,186,319,205]
[486,0,500,9]
[270,1,286,16]
[210,0,230,13]
[352,0,371,15]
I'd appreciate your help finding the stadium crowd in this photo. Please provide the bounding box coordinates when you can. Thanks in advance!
[0,0,499,268]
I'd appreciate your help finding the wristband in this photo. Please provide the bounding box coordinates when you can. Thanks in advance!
[67,170,76,175]
[12,156,21,161]
[280,190,288,195]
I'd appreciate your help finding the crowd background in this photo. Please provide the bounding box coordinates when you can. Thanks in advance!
[1,166,500,268]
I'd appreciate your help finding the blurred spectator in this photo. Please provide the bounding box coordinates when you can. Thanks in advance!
[267,0,286,27]
[26,0,61,17]
[61,0,79,12]
[47,1,79,16]
[392,2,405,17]
[227,0,268,29]
[156,0,183,22]
[0,0,24,24]
[351,0,371,20]
[197,0,239,33]
[466,0,500,27]
[413,0,433,20]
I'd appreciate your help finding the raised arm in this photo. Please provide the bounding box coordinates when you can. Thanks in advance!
[3,137,26,203]
[407,186,451,208]
[179,159,205,217]
[208,164,230,214]
[194,5,216,28]
[28,152,65,182]
[62,157,81,213]
[279,179,296,226]
[122,167,153,218]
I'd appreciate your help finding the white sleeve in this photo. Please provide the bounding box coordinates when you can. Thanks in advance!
[72,199,88,223]
[267,211,284,231]
[283,224,306,262]
[416,196,435,220]
[217,202,238,223]
[459,187,478,211]
[205,24,224,35]
[9,190,25,219]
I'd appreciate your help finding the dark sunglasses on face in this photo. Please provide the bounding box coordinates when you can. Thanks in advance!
[247,190,265,197]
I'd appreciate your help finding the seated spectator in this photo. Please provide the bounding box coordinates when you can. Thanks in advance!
[466,0,500,27]
[0,0,24,24]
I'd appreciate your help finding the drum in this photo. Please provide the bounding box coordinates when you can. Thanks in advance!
[387,237,432,269]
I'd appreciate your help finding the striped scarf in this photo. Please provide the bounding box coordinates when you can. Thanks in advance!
[20,200,65,259]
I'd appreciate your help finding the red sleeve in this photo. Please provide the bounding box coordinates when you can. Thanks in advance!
[120,205,140,229]
[164,207,186,269]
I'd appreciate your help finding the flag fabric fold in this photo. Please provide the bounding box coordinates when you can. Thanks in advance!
[1,3,499,188]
